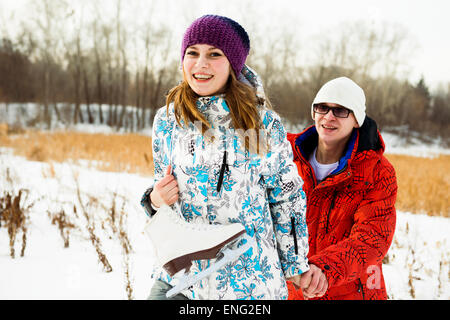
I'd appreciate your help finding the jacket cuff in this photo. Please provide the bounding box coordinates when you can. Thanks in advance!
[141,187,158,217]
[284,260,310,279]
[308,255,336,287]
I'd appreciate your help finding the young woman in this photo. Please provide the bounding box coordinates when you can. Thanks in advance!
[286,77,397,300]
[141,15,309,300]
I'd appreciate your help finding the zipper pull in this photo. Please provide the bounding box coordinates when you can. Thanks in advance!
[217,151,229,193]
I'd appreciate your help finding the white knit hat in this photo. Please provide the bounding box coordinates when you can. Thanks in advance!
[311,77,366,127]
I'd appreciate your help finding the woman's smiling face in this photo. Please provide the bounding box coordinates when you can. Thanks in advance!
[183,44,231,96]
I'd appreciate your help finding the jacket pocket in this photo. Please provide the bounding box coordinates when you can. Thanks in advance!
[326,279,362,300]
[357,279,365,300]
[216,151,230,193]
[290,217,298,254]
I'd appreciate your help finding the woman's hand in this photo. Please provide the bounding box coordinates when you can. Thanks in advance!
[150,165,179,208]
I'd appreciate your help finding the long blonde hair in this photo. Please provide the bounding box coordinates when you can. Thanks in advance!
[165,70,271,153]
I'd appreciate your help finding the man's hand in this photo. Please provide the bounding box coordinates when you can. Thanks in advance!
[286,274,302,290]
[299,264,328,299]
[150,165,179,208]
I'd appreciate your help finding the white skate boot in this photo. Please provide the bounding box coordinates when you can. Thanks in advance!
[144,204,254,298]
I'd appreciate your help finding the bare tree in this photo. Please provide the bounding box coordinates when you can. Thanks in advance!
[115,0,129,130]
[29,0,71,128]
[92,19,104,124]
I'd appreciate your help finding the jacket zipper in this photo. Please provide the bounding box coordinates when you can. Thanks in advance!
[325,191,337,234]
[322,164,349,234]
[290,217,298,255]
[325,163,349,182]
[216,151,230,193]
[357,279,365,300]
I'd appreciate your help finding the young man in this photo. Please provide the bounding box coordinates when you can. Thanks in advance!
[286,77,397,299]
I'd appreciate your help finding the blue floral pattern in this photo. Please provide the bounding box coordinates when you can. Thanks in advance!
[146,66,309,299]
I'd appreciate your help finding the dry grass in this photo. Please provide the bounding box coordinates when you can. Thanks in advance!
[73,175,113,273]
[0,188,37,258]
[0,123,8,136]
[49,208,76,248]
[0,124,154,176]
[0,190,27,258]
[386,154,450,217]
[0,123,448,217]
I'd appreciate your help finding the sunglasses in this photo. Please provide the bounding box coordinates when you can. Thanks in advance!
[313,104,352,118]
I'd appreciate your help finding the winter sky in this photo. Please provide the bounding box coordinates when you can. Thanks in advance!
[1,0,449,91]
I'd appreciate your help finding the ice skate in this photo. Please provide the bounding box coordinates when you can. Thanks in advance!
[144,204,254,298]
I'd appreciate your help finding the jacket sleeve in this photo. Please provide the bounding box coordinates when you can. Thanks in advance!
[263,111,310,278]
[140,106,172,217]
[308,158,397,288]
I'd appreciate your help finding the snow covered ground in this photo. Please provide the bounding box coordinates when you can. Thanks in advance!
[0,150,155,299]
[381,132,450,158]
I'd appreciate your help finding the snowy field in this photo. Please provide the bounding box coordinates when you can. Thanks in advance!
[0,149,155,299]
[0,146,448,300]
[0,106,449,300]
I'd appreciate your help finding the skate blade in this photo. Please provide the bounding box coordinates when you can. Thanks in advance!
[166,234,255,298]
[216,233,253,260]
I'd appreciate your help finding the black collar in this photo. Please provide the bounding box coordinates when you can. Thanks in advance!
[357,116,382,153]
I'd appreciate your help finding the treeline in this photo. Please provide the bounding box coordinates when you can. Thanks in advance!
[0,35,177,130]
[0,0,449,144]
[0,0,180,131]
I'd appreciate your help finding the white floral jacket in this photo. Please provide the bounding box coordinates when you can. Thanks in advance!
[145,66,309,300]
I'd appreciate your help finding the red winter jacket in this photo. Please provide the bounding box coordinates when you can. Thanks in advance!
[286,117,397,300]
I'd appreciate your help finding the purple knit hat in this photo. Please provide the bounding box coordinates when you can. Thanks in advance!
[181,15,250,76]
